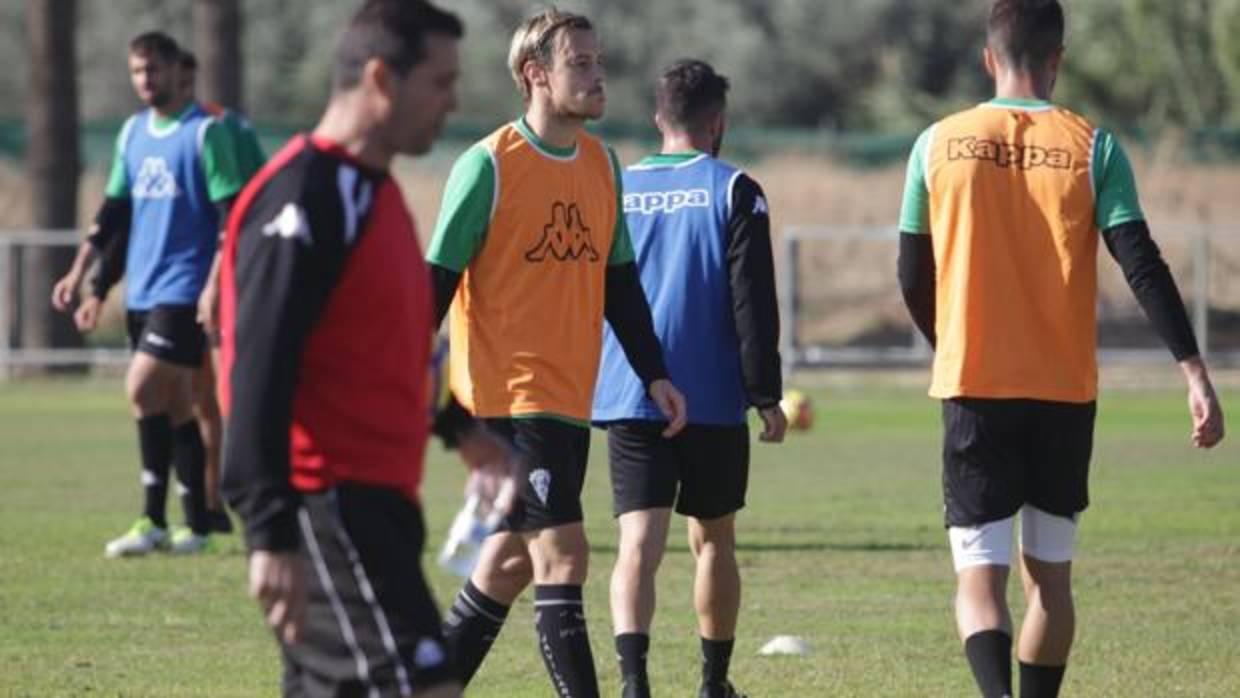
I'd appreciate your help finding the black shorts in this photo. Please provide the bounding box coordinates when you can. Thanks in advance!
[486,417,590,533]
[942,398,1096,528]
[606,421,750,520]
[125,305,205,368]
[281,485,454,697]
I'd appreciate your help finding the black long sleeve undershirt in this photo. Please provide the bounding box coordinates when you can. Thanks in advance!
[91,196,234,300]
[87,197,131,252]
[89,197,131,300]
[427,265,479,445]
[727,175,783,409]
[898,222,1199,361]
[1102,220,1199,361]
[224,170,350,552]
[430,393,478,449]
[425,263,477,448]
[431,263,461,328]
[897,232,936,348]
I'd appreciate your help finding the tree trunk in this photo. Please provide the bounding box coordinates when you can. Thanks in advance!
[193,0,243,110]
[23,0,82,361]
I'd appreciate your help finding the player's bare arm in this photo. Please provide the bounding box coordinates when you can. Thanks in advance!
[1181,357,1225,449]
[51,241,96,312]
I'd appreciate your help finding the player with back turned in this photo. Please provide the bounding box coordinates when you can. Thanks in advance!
[593,59,785,698]
[898,2,1226,696]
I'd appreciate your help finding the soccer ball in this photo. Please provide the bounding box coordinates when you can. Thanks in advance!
[780,389,814,431]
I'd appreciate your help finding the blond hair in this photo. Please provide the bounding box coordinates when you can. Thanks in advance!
[507,7,593,100]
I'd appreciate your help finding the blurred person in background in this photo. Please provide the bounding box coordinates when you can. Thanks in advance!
[51,30,245,557]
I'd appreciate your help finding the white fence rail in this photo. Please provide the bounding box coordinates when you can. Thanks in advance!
[779,224,1235,370]
[2,227,1236,377]
[1,230,129,378]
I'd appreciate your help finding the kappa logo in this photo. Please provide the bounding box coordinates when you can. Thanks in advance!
[753,195,769,216]
[144,332,173,349]
[529,468,552,506]
[524,202,601,263]
[262,203,312,245]
[414,638,447,668]
[624,188,710,215]
[131,157,179,199]
[948,136,1073,170]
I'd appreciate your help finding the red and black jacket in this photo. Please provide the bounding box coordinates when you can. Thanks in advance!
[219,134,434,552]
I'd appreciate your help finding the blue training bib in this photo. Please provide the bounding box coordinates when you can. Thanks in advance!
[593,154,749,426]
[120,104,220,311]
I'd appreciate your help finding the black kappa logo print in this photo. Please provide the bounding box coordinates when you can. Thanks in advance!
[524,202,601,263]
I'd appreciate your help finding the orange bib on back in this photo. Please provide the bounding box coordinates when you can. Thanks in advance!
[925,104,1100,402]
[449,124,617,420]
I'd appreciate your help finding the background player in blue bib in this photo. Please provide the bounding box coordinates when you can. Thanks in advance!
[50,32,245,557]
[55,46,267,539]
[593,60,785,698]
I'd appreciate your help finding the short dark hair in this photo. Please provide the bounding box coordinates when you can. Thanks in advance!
[129,31,181,64]
[179,50,197,72]
[655,59,730,131]
[987,0,1065,72]
[333,0,464,92]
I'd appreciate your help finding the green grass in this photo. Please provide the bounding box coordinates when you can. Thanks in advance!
[0,380,1237,697]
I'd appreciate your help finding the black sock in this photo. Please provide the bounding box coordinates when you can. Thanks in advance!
[441,580,510,685]
[615,632,650,695]
[701,637,735,687]
[1019,661,1066,698]
[136,415,173,528]
[172,420,208,535]
[534,584,599,698]
[964,630,1013,698]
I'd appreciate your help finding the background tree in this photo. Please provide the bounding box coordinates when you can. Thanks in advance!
[4,0,1240,144]
[22,0,83,360]
[192,0,243,109]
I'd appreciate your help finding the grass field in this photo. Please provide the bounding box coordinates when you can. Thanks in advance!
[0,379,1236,697]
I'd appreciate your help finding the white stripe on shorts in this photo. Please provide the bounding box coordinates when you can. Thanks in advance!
[299,508,376,694]
[331,500,415,697]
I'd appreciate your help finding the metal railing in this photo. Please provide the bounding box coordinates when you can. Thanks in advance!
[2,226,1236,377]
[779,224,1234,370]
[0,230,129,378]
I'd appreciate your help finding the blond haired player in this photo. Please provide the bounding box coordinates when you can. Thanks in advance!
[426,8,687,698]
